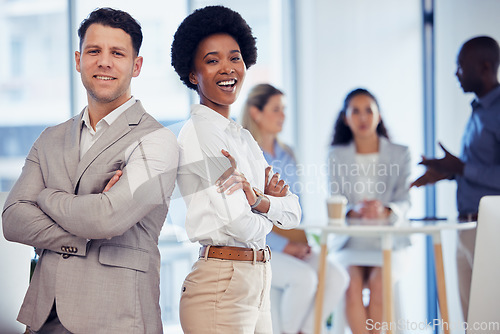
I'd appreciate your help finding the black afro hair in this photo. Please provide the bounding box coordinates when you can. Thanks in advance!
[171,5,258,90]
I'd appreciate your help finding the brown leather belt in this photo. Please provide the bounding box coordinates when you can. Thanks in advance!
[199,245,271,263]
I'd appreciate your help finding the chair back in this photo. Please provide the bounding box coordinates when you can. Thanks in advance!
[468,196,500,326]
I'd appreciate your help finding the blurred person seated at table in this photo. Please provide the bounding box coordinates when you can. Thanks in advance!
[242,83,349,334]
[328,88,411,334]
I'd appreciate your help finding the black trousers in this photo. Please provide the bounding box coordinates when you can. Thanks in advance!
[28,303,72,334]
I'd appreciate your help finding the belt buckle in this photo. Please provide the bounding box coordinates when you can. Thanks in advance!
[263,246,271,263]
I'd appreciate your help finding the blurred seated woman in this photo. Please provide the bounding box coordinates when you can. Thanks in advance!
[328,88,411,334]
[242,83,349,334]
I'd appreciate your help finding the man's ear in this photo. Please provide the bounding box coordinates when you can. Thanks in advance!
[75,51,81,73]
[481,60,495,77]
[132,56,143,77]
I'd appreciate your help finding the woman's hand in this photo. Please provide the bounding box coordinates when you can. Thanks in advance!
[216,149,258,206]
[264,166,289,198]
[358,199,390,219]
[283,241,311,260]
[103,170,122,192]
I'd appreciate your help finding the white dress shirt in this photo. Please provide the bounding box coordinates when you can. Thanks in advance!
[80,97,136,158]
[177,104,301,249]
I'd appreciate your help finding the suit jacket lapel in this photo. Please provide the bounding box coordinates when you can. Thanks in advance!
[73,101,145,193]
[343,141,357,179]
[377,137,390,185]
[64,112,84,191]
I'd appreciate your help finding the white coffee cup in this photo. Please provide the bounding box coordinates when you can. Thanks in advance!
[327,195,348,225]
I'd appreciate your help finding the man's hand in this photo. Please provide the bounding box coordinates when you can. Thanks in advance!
[283,241,311,260]
[103,170,122,192]
[264,166,289,198]
[410,166,450,188]
[419,142,465,176]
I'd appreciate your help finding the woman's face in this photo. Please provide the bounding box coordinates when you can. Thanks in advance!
[190,33,246,116]
[254,94,285,136]
[344,94,381,139]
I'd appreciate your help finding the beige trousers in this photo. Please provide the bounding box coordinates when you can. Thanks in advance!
[456,228,476,321]
[179,257,272,334]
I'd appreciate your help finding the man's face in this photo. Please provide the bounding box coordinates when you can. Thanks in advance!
[75,23,142,110]
[456,46,483,94]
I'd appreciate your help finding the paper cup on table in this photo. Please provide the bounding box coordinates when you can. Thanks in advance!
[327,195,348,225]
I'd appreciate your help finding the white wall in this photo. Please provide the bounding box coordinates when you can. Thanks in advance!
[295,0,425,224]
[295,0,427,329]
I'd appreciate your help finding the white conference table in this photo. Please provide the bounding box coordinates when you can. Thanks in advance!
[296,219,477,334]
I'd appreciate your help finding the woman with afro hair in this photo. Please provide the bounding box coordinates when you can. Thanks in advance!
[171,6,301,333]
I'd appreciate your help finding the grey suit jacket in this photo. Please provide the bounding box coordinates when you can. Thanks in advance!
[327,137,411,250]
[2,101,179,333]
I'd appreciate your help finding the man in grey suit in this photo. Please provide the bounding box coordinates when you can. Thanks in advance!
[2,8,179,333]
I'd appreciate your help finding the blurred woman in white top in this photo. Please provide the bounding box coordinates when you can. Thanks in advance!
[242,83,349,334]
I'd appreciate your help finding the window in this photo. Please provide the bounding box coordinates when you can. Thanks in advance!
[0,0,292,194]
[73,1,191,124]
[0,0,69,191]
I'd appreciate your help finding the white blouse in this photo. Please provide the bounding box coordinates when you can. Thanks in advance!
[352,152,380,204]
[177,104,301,249]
